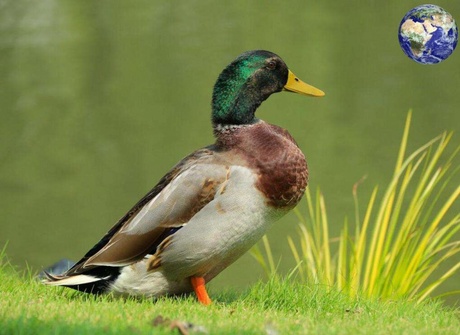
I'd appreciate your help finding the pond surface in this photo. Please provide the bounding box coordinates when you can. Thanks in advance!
[1,1,459,303]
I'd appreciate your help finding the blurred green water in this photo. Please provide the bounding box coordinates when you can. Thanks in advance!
[0,1,459,303]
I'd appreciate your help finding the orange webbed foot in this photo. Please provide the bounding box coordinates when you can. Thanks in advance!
[190,276,212,305]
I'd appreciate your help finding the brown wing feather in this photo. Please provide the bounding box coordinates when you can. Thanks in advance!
[65,147,221,275]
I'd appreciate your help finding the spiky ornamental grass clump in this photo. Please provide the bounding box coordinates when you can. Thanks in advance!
[252,111,460,303]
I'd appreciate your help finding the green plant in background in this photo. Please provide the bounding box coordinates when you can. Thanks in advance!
[252,111,460,303]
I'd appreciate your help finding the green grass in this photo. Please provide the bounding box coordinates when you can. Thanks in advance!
[1,252,459,335]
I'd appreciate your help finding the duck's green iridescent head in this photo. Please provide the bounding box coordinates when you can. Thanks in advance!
[211,50,324,126]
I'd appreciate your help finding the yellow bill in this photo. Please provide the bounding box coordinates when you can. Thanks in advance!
[284,70,325,97]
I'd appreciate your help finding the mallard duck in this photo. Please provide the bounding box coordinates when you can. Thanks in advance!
[44,50,324,305]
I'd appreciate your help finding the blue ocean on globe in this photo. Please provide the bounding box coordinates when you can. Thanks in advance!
[398,4,458,64]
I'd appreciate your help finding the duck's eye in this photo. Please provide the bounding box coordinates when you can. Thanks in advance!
[267,61,277,70]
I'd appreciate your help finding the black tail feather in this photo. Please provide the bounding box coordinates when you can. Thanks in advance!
[41,261,121,295]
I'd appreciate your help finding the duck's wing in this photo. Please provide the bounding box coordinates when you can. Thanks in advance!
[63,146,229,276]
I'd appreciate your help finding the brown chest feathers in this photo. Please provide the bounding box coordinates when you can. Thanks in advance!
[214,121,308,208]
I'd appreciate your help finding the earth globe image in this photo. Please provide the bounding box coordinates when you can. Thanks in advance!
[398,4,458,64]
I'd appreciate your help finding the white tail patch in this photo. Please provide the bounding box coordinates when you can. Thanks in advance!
[44,274,107,286]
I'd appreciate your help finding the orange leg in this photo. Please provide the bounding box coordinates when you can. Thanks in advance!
[190,276,212,305]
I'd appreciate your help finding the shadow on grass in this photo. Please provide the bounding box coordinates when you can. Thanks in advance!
[0,315,165,335]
